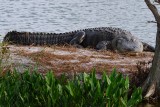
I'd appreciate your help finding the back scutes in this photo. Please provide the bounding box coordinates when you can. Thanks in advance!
[3,31,50,45]
[3,31,74,45]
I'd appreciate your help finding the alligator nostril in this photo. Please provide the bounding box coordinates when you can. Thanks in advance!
[133,46,136,49]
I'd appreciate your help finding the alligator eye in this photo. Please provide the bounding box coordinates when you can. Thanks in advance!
[132,39,136,42]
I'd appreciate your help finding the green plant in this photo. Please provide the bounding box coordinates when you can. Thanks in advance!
[104,69,142,107]
[0,69,142,107]
[0,42,10,70]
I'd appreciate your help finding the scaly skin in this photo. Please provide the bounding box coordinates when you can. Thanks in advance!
[3,27,155,52]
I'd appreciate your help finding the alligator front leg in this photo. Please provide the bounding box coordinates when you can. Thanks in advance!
[69,31,85,48]
[96,41,112,50]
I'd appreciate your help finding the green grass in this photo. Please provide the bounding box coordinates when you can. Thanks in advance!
[0,69,142,107]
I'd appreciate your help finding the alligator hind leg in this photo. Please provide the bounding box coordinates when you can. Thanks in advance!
[69,31,85,48]
[96,41,112,50]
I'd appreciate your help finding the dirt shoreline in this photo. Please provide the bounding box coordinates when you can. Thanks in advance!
[3,45,153,76]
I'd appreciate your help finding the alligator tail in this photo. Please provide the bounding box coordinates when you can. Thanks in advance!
[142,42,155,52]
[3,31,73,45]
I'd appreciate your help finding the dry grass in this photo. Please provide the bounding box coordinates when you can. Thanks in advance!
[130,61,151,87]
[7,45,154,76]
[78,55,91,63]
[50,44,78,52]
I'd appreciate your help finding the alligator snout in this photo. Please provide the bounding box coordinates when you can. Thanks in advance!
[112,36,143,52]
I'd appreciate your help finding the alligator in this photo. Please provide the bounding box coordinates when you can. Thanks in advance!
[3,27,155,52]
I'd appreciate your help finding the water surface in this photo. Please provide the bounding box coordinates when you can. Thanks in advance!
[0,0,158,46]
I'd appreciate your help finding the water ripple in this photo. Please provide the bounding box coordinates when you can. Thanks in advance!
[0,0,157,46]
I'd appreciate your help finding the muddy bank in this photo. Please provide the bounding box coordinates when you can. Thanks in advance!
[3,45,153,76]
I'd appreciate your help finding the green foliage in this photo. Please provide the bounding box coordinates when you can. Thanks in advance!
[0,42,10,71]
[0,69,142,107]
[104,69,142,107]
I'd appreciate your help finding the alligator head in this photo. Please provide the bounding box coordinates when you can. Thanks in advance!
[112,34,143,52]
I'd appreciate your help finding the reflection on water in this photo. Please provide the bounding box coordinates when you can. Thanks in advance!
[0,0,158,45]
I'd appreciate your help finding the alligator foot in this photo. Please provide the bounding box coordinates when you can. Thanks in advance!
[96,41,112,50]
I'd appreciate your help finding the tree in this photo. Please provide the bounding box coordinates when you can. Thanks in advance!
[142,0,160,99]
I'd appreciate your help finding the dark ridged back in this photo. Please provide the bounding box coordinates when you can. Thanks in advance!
[3,27,131,45]
[3,31,74,45]
[79,27,131,35]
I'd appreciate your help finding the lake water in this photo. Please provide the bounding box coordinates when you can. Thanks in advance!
[0,0,158,46]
